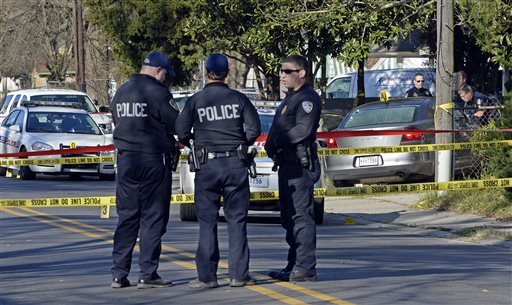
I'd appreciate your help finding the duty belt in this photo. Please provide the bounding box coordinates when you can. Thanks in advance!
[207,151,237,159]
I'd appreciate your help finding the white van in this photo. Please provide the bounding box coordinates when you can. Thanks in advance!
[0,89,113,133]
[324,68,435,111]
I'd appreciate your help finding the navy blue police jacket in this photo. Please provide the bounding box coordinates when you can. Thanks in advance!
[404,87,432,98]
[110,74,179,153]
[264,83,321,158]
[175,82,261,152]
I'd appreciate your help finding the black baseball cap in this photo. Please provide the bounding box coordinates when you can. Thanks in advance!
[205,53,228,73]
[143,51,176,77]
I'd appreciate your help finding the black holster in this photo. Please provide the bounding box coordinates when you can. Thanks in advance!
[296,142,313,171]
[237,144,257,178]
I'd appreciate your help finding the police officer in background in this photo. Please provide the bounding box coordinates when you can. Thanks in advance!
[176,53,261,289]
[110,51,179,289]
[265,55,321,282]
[404,73,432,98]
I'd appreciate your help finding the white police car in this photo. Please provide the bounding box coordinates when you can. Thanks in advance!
[0,89,113,134]
[0,101,115,180]
[178,108,326,224]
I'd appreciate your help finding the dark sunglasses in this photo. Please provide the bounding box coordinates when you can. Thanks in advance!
[280,69,301,74]
[415,80,425,83]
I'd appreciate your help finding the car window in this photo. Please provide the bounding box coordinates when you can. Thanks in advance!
[27,112,101,135]
[343,105,419,128]
[2,110,20,127]
[31,95,97,112]
[14,110,25,129]
[320,112,345,131]
[0,95,14,114]
[326,77,351,98]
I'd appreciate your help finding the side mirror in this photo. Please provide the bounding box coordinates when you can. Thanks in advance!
[10,124,21,132]
[93,99,100,106]
[98,106,110,112]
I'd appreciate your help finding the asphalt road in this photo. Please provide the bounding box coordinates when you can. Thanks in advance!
[0,174,511,305]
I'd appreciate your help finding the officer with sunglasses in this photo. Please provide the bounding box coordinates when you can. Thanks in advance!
[404,72,433,98]
[265,55,321,282]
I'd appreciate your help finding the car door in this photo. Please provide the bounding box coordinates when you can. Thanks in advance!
[0,109,24,154]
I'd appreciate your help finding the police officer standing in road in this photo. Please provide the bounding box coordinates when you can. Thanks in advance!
[176,53,261,289]
[110,51,179,289]
[265,55,321,282]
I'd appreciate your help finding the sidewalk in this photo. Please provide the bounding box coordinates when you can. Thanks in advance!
[325,193,512,248]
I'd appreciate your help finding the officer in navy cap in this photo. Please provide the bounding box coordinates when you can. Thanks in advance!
[110,51,178,289]
[176,53,261,289]
[265,55,321,282]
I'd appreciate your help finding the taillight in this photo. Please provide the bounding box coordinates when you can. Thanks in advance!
[401,126,423,142]
[326,137,338,148]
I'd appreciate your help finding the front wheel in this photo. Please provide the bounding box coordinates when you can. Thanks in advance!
[314,198,325,225]
[19,148,36,180]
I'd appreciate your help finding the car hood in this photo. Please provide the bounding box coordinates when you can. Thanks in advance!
[28,133,112,149]
[89,112,111,124]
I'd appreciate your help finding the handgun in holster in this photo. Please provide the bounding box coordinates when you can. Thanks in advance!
[270,150,281,172]
[296,142,313,171]
[170,141,181,172]
[237,144,257,178]
[188,139,201,172]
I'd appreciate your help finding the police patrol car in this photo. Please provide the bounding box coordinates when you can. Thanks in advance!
[0,101,115,180]
[178,108,326,224]
[0,89,113,134]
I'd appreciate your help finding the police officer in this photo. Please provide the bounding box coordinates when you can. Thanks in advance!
[176,53,261,289]
[110,51,179,289]
[458,84,496,125]
[404,73,432,97]
[265,55,321,282]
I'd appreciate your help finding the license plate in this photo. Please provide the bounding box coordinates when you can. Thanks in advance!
[249,175,268,188]
[358,155,380,167]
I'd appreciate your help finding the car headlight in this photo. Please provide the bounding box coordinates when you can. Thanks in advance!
[31,142,53,151]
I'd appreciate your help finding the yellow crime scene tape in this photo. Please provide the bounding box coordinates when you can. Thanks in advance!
[2,178,511,209]
[0,156,115,166]
[3,140,510,164]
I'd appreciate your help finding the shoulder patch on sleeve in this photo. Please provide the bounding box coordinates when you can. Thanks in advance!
[169,98,180,111]
[302,101,313,113]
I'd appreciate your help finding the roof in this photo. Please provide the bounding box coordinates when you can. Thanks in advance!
[7,89,88,96]
[22,105,88,114]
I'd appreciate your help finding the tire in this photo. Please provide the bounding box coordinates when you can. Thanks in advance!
[314,198,325,225]
[0,167,6,176]
[179,203,197,221]
[19,148,36,180]
[99,173,116,181]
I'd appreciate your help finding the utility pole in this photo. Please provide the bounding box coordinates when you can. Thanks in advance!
[73,0,86,92]
[435,0,454,184]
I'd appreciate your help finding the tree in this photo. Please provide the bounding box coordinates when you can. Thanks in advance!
[83,0,199,87]
[0,0,75,86]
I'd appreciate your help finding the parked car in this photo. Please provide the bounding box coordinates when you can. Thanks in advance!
[0,89,113,133]
[178,108,326,224]
[322,97,477,186]
[324,68,435,113]
[0,101,116,180]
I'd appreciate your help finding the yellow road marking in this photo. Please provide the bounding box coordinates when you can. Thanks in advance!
[4,208,355,305]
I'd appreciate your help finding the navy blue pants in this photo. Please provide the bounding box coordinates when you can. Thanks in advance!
[278,158,320,276]
[112,151,171,281]
[194,155,250,282]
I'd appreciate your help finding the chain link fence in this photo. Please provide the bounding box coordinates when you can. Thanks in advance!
[453,99,503,180]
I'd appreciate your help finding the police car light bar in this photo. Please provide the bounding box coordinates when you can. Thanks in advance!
[20,100,83,109]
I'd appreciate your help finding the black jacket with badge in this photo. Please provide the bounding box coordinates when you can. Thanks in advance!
[175,82,261,152]
[110,74,179,154]
[404,87,432,98]
[264,83,321,159]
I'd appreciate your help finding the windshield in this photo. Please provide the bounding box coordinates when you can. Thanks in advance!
[343,105,419,128]
[27,112,101,135]
[32,95,97,112]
